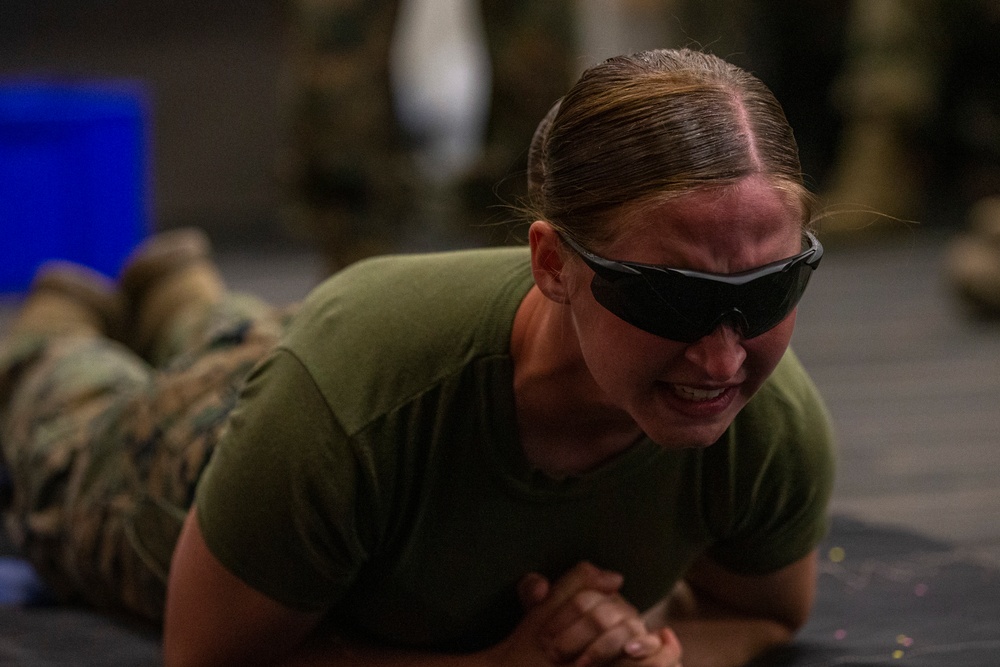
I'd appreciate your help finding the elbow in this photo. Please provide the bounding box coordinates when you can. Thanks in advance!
[779,575,817,636]
[763,592,813,643]
[784,607,812,637]
[161,622,220,667]
[161,640,201,667]
[774,614,804,643]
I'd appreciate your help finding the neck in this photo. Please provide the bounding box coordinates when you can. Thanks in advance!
[511,288,644,476]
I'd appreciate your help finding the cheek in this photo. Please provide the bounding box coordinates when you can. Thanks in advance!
[574,301,658,373]
[578,308,687,391]
[578,309,642,369]
[570,276,632,349]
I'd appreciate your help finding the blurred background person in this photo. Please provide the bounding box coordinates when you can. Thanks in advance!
[4,0,998,313]
[818,0,949,239]
[937,2,1000,317]
[277,0,856,272]
[818,0,1000,246]
[277,0,579,271]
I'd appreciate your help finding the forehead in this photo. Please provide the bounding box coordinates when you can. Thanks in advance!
[604,177,804,269]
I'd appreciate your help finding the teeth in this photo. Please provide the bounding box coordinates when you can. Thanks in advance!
[674,385,726,401]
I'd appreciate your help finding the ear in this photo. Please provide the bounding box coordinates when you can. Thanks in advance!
[529,220,572,304]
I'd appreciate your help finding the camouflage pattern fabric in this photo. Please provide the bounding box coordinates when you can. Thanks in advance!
[0,295,292,623]
[928,0,1000,215]
[819,0,947,225]
[280,0,576,269]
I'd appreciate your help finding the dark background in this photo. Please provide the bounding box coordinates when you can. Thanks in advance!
[1,0,290,247]
[4,1,997,251]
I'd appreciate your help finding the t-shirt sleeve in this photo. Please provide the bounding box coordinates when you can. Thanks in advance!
[194,348,376,611]
[704,350,837,575]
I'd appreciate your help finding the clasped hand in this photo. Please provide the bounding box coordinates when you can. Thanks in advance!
[486,562,682,667]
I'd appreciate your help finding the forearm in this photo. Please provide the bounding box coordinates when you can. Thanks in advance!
[668,616,793,667]
[641,552,819,667]
[283,647,487,667]
[281,632,494,667]
[643,580,798,667]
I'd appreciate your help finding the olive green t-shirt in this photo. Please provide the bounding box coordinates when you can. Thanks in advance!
[195,247,835,651]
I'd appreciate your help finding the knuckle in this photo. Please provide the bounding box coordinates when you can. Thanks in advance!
[570,589,602,613]
[593,596,641,630]
[573,561,599,578]
[583,628,629,664]
[591,602,628,630]
[625,616,647,634]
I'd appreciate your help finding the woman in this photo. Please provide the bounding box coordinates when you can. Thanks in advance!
[1,49,833,667]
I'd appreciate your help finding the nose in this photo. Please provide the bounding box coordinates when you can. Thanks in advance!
[683,324,747,380]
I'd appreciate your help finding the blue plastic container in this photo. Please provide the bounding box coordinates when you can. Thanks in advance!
[0,81,150,293]
[0,557,53,606]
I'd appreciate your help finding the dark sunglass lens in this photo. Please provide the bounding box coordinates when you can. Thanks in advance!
[585,245,819,343]
[739,266,814,337]
[591,276,701,341]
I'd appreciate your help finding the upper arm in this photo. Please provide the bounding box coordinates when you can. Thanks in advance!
[194,349,369,609]
[682,549,818,632]
[164,508,324,667]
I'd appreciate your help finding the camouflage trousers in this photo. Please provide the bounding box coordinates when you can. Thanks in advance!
[0,295,293,623]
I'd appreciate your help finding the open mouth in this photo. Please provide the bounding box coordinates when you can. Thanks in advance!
[672,384,727,401]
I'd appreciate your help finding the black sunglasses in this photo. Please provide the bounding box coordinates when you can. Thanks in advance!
[560,231,823,343]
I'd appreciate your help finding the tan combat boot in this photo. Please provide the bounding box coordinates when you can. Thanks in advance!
[118,228,226,359]
[943,197,1000,316]
[9,261,123,339]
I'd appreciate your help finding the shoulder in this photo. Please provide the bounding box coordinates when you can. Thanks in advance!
[310,246,531,301]
[715,348,835,487]
[279,247,535,433]
[701,348,836,572]
[293,247,533,338]
[704,347,836,520]
[734,348,833,454]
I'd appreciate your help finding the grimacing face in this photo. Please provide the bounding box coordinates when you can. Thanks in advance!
[562,176,805,449]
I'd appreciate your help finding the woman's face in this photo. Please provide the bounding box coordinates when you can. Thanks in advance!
[564,176,805,449]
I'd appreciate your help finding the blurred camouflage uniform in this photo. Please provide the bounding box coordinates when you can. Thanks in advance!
[814,0,1000,239]
[816,0,950,237]
[940,2,1000,316]
[0,255,292,623]
[932,0,1000,215]
[279,0,577,271]
[671,0,851,186]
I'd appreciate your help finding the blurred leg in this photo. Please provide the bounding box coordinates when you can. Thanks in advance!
[0,248,290,622]
[944,197,1000,316]
[820,0,947,239]
[462,0,577,245]
[280,0,418,271]
[0,265,154,617]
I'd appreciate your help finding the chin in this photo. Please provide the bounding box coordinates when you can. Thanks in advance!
[630,382,752,450]
[643,421,732,450]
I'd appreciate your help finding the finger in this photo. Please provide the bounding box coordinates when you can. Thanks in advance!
[659,627,682,655]
[650,627,683,667]
[574,619,657,667]
[545,592,634,658]
[542,588,617,637]
[605,627,682,667]
[532,562,624,619]
[517,573,550,610]
[623,619,662,658]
